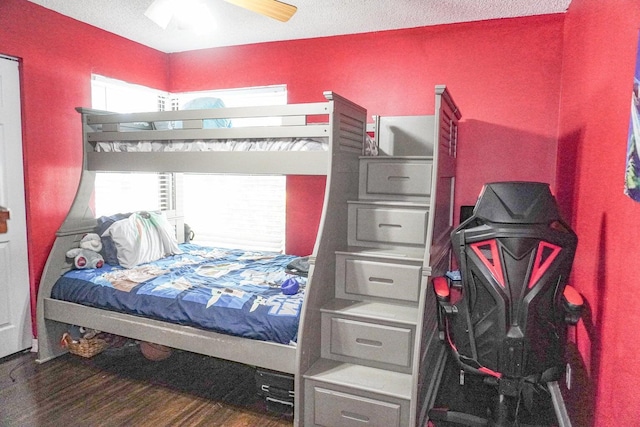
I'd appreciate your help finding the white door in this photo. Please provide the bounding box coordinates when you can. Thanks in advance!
[0,55,32,358]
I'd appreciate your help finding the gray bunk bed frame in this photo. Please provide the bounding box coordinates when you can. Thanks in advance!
[37,86,460,426]
[36,91,367,377]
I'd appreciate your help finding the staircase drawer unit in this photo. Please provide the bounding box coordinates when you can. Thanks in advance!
[335,252,423,303]
[359,157,433,202]
[301,88,461,427]
[348,201,429,248]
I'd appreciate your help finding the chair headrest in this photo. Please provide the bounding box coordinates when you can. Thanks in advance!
[473,182,561,224]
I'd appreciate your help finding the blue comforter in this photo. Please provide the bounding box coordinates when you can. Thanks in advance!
[51,244,306,344]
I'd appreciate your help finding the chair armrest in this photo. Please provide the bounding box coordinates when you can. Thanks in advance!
[562,285,584,325]
[432,276,458,315]
[432,276,458,341]
[433,276,451,302]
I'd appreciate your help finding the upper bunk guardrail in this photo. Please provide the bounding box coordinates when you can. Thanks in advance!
[79,91,367,175]
[85,101,331,124]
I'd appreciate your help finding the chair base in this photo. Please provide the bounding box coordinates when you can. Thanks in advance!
[429,359,569,427]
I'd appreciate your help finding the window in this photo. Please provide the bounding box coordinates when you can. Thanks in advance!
[91,75,287,252]
[174,86,287,252]
[176,85,286,127]
[182,175,285,252]
[92,76,172,217]
[94,172,171,216]
[91,75,164,113]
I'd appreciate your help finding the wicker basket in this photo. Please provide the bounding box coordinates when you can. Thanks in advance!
[61,332,108,358]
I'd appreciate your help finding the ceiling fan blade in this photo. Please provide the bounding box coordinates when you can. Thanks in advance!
[222,0,297,22]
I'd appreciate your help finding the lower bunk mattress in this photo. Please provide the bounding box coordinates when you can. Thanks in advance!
[51,244,306,345]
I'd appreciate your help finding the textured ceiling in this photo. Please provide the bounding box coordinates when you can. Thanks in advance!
[26,0,572,53]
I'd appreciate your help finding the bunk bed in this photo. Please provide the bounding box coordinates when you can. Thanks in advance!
[36,91,368,378]
[37,86,461,427]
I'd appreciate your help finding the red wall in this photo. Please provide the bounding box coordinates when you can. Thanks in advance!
[169,15,566,253]
[5,0,636,424]
[13,1,623,420]
[557,0,640,425]
[0,0,169,332]
[1,0,567,343]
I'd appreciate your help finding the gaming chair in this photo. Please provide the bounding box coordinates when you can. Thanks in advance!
[429,182,583,427]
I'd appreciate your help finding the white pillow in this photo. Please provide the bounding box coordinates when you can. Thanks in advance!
[103,211,182,268]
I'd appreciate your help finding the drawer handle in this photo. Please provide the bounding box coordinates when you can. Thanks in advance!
[341,410,370,423]
[369,276,394,285]
[378,223,402,229]
[265,396,294,407]
[356,338,383,347]
[387,175,410,181]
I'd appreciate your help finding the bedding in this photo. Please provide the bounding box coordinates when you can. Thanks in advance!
[102,211,182,268]
[95,212,132,265]
[95,137,329,153]
[51,244,306,345]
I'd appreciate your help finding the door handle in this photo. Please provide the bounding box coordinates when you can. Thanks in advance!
[0,206,9,234]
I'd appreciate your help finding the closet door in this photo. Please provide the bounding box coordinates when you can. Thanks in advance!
[0,55,32,358]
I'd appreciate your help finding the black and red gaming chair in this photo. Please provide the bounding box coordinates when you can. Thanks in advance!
[430,182,583,427]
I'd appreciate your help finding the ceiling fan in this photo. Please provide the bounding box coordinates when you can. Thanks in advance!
[145,0,297,29]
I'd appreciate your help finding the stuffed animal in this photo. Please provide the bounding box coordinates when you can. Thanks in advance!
[66,233,104,269]
[79,232,102,252]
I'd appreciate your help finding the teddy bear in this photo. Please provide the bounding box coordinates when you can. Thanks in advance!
[66,233,105,269]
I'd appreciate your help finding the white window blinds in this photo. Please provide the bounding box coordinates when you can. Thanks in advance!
[94,172,171,216]
[182,174,285,252]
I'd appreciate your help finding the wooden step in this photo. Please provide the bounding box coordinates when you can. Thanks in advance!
[337,245,426,261]
[304,358,413,399]
[303,358,412,427]
[321,299,418,325]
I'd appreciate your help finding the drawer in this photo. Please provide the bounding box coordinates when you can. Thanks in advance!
[328,317,412,368]
[359,158,433,202]
[366,161,432,197]
[313,386,401,427]
[303,359,412,427]
[336,255,421,302]
[349,204,428,247]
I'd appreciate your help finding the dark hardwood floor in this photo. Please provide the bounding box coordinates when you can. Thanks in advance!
[0,345,293,427]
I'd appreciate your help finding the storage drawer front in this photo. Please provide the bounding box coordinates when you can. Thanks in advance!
[330,318,412,367]
[366,161,432,197]
[355,207,427,246]
[313,387,401,427]
[343,258,421,302]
